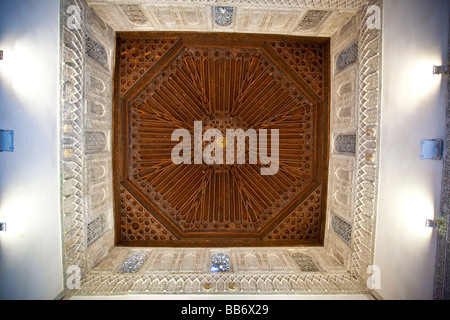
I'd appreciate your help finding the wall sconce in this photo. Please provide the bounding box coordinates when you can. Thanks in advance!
[425,219,440,228]
[0,130,14,152]
[0,50,3,60]
[433,65,449,75]
[0,222,5,232]
[426,217,449,229]
[420,139,443,160]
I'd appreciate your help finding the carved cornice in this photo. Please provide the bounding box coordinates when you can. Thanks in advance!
[86,0,368,9]
[350,0,383,281]
[85,0,368,35]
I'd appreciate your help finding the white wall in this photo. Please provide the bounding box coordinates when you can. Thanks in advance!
[0,0,448,300]
[375,0,449,300]
[0,0,64,299]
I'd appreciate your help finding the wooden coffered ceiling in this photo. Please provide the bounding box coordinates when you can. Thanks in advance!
[114,32,330,247]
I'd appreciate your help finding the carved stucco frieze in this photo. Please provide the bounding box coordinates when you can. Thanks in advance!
[331,67,358,131]
[71,247,365,296]
[85,0,366,35]
[85,0,369,10]
[59,0,115,295]
[60,0,88,288]
[350,0,383,281]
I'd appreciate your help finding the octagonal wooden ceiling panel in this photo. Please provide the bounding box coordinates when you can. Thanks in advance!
[114,32,330,247]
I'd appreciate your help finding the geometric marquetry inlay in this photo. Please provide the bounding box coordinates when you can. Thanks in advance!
[114,32,330,247]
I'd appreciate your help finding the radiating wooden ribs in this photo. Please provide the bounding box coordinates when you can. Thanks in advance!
[115,34,329,246]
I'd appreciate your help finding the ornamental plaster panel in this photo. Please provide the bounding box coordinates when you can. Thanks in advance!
[85,0,368,35]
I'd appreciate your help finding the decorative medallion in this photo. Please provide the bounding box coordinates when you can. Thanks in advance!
[331,215,352,246]
[336,42,358,72]
[118,253,147,273]
[87,214,107,245]
[334,133,357,155]
[85,35,108,68]
[214,6,234,27]
[119,4,148,25]
[298,10,329,30]
[211,253,231,272]
[291,252,320,272]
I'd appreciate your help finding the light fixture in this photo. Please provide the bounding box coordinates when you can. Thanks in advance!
[426,217,449,229]
[433,65,449,75]
[0,130,14,152]
[420,139,443,160]
[0,50,3,60]
[425,219,440,228]
[0,222,5,232]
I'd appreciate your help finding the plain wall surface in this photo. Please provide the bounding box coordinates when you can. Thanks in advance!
[375,0,449,300]
[0,0,63,299]
[0,0,448,300]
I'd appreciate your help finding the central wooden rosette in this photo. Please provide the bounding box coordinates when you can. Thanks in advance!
[200,114,247,170]
[115,33,329,246]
